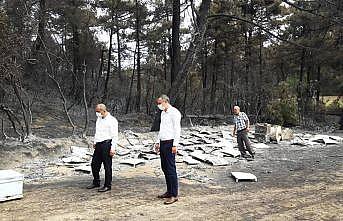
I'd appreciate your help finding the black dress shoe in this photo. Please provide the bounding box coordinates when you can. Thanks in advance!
[98,186,111,192]
[87,184,100,189]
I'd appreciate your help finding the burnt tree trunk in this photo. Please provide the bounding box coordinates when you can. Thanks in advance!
[168,0,211,102]
[103,26,114,101]
[116,13,122,81]
[126,46,137,114]
[201,40,208,114]
[171,0,181,86]
[135,0,141,112]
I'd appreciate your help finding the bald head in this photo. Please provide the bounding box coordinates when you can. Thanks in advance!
[95,103,108,117]
[96,104,107,112]
[233,106,240,115]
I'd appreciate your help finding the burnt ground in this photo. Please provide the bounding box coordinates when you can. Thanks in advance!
[0,108,342,221]
[0,133,342,221]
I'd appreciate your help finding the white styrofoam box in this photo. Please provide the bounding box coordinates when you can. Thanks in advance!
[231,172,257,182]
[0,170,24,202]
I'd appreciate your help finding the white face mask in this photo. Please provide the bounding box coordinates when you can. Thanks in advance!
[96,112,102,118]
[157,104,164,111]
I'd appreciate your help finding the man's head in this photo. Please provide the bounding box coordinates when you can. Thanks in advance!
[95,104,107,117]
[233,106,240,115]
[156,94,170,111]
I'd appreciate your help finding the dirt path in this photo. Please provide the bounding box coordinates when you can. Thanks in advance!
[1,143,343,221]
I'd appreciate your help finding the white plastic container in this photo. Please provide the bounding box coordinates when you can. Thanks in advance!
[0,170,24,202]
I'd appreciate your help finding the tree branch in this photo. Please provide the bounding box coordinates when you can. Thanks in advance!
[208,14,322,51]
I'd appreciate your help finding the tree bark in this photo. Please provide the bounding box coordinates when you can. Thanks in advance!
[34,0,46,54]
[168,0,211,103]
[116,13,122,81]
[82,62,89,138]
[11,79,32,137]
[71,2,80,98]
[103,26,114,101]
[201,40,208,114]
[125,45,137,114]
[135,0,141,112]
[171,0,181,86]
[0,105,24,140]
[316,65,321,103]
[210,39,218,113]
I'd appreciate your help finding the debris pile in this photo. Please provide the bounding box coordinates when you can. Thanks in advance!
[255,123,293,143]
[291,133,343,146]
[58,146,93,173]
[56,125,342,174]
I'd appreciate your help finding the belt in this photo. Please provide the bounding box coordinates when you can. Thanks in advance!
[160,139,173,144]
[237,128,247,133]
[97,139,112,144]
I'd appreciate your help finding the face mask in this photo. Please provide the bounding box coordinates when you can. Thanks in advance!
[157,104,164,111]
[96,112,102,117]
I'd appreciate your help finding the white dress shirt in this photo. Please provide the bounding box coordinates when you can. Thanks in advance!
[158,105,182,146]
[94,113,118,148]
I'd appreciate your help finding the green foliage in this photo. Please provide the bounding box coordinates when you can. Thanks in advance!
[265,80,299,126]
[323,96,343,113]
[266,99,299,126]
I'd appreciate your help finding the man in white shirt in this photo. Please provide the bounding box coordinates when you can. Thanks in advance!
[154,95,181,205]
[87,104,118,192]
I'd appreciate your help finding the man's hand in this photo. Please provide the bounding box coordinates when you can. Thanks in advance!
[246,127,250,132]
[172,146,177,154]
[109,146,116,157]
[155,143,160,153]
[93,144,96,149]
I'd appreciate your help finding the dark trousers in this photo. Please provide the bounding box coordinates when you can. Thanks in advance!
[237,130,254,156]
[91,140,112,187]
[160,140,178,197]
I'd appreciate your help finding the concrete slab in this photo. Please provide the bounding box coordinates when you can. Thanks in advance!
[74,165,91,173]
[180,140,195,146]
[221,147,241,158]
[199,146,214,154]
[127,138,141,145]
[211,150,225,157]
[252,143,270,149]
[310,135,340,145]
[120,159,145,167]
[139,153,159,160]
[329,135,343,142]
[231,172,257,182]
[190,151,229,166]
[62,156,87,164]
[115,147,131,156]
[183,156,201,165]
[177,150,189,156]
[70,146,91,156]
[142,140,154,146]
[206,155,229,166]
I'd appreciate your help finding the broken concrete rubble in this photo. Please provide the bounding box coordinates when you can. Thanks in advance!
[292,134,342,146]
[120,159,145,167]
[183,156,201,165]
[309,135,340,145]
[56,125,342,184]
[74,164,91,173]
